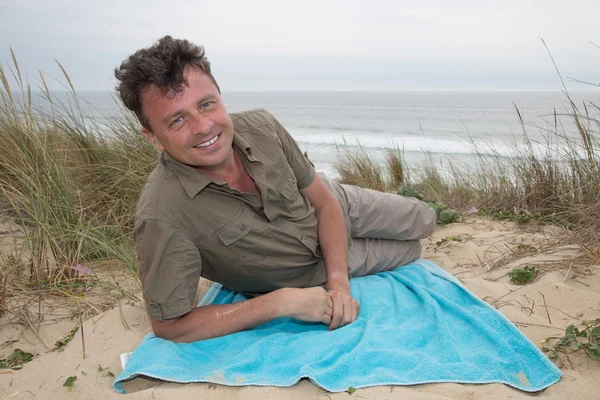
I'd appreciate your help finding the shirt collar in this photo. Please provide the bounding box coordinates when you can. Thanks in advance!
[162,131,254,199]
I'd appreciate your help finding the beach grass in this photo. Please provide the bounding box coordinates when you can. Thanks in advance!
[0,54,598,324]
[335,94,600,255]
[0,56,147,323]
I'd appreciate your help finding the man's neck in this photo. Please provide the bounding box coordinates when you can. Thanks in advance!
[196,146,243,184]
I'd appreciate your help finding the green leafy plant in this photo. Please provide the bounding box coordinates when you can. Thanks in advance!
[483,209,554,225]
[436,236,462,246]
[396,189,460,225]
[0,349,34,370]
[517,244,537,252]
[98,364,115,378]
[438,209,460,224]
[397,186,424,200]
[508,265,537,284]
[542,320,600,362]
[429,201,446,218]
[63,376,77,391]
[426,201,460,225]
[54,325,80,350]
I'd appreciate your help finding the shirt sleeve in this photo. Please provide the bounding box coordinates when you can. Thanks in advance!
[268,113,316,189]
[134,218,202,321]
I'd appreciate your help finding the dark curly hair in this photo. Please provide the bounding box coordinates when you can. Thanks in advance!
[114,35,220,130]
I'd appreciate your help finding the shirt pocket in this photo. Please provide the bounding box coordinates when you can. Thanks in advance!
[216,205,273,266]
[277,171,308,216]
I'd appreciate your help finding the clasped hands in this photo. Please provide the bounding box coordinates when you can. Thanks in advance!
[285,280,360,330]
[326,284,360,330]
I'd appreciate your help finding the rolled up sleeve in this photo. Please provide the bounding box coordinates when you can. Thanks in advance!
[134,218,202,321]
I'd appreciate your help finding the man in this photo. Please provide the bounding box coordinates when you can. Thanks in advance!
[115,36,436,343]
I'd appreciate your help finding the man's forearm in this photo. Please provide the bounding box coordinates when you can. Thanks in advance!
[314,200,350,289]
[151,286,333,343]
[152,290,286,342]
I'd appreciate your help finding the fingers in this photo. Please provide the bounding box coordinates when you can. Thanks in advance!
[324,296,333,317]
[328,292,361,330]
[328,294,343,330]
[328,299,337,330]
[321,291,333,324]
[329,293,350,330]
[339,296,354,328]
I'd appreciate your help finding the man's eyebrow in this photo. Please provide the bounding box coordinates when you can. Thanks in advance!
[195,95,217,107]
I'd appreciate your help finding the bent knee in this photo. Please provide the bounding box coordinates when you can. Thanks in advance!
[413,201,437,238]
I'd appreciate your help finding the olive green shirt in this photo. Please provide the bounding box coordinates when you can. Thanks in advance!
[135,109,330,321]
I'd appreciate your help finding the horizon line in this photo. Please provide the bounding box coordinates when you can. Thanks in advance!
[22,88,599,94]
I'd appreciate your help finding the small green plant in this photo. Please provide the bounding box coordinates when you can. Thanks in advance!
[98,364,115,378]
[347,386,357,394]
[438,209,460,224]
[63,376,77,391]
[542,320,600,362]
[436,236,462,246]
[429,201,446,218]
[54,325,80,350]
[517,244,537,252]
[396,189,460,225]
[0,349,34,370]
[508,265,537,284]
[483,209,550,224]
[397,186,424,200]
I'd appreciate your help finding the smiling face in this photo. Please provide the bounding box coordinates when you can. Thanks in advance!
[140,67,235,172]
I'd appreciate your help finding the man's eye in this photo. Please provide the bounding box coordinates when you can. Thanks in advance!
[201,102,214,109]
[172,116,184,125]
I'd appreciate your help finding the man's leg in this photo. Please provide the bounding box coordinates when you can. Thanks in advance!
[347,237,422,277]
[322,177,436,276]
[327,181,437,241]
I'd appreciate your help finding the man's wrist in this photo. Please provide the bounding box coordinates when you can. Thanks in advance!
[326,274,350,291]
[273,288,297,319]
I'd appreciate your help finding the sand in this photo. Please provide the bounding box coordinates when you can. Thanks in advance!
[1,216,599,399]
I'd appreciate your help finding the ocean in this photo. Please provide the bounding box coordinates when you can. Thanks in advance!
[41,90,599,178]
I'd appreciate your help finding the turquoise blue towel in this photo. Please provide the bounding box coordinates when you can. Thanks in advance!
[113,259,561,393]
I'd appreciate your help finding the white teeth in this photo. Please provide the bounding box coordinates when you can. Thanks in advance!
[195,134,219,148]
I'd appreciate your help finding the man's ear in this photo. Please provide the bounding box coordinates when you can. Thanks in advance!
[142,127,164,151]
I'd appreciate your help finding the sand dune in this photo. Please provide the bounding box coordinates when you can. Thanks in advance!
[1,216,599,399]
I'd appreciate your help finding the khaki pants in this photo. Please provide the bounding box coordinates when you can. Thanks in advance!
[321,175,437,278]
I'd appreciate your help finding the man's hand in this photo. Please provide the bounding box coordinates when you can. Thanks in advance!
[327,280,360,330]
[282,287,334,325]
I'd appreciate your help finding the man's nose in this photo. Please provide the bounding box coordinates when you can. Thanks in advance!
[190,112,213,134]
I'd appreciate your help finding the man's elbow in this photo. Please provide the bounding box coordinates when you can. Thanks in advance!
[151,316,189,343]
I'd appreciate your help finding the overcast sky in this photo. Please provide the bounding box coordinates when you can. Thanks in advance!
[1,0,599,91]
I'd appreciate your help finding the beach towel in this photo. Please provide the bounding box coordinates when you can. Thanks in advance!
[113,258,561,393]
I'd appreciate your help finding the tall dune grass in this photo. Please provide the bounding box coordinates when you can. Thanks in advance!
[0,56,153,301]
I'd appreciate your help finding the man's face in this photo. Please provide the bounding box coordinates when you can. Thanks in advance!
[141,68,235,171]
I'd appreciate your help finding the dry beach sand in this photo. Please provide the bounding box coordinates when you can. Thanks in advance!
[1,216,599,399]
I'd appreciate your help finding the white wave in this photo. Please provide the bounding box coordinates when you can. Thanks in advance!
[290,127,593,159]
